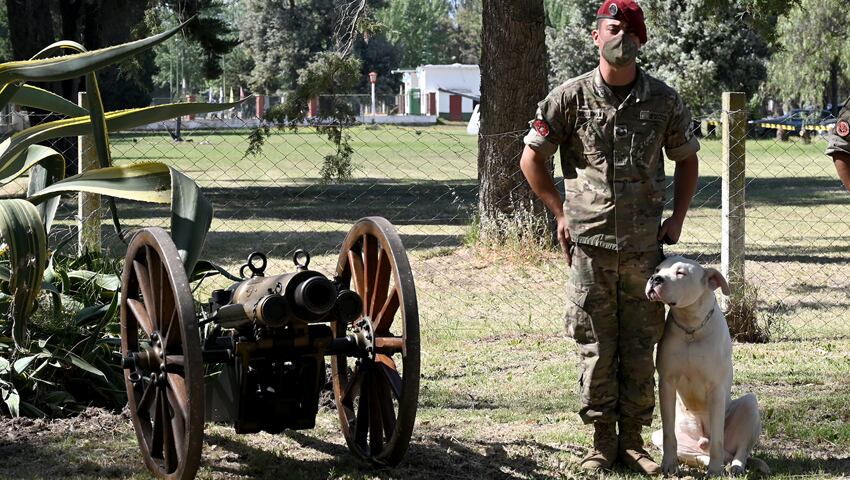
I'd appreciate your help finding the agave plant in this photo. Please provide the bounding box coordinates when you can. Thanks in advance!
[0,18,234,416]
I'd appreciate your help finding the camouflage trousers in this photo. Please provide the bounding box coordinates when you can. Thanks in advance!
[565,244,665,426]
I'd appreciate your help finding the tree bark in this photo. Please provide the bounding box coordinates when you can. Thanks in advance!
[829,60,839,116]
[477,0,551,244]
[5,0,55,60]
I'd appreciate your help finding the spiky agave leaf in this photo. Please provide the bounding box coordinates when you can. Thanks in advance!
[0,19,190,86]
[0,200,47,348]
[28,162,212,274]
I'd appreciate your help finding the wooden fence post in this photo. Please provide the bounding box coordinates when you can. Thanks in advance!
[77,92,101,256]
[721,92,746,309]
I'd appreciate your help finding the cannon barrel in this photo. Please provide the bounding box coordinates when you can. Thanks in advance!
[294,276,336,315]
[210,269,361,328]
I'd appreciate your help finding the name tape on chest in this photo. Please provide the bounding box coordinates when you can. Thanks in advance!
[578,108,604,120]
[640,111,668,122]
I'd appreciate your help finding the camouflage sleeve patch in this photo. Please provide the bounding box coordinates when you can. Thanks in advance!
[825,105,850,157]
[663,93,700,161]
[523,89,574,156]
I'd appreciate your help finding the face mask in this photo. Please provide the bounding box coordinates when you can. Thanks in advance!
[602,33,639,67]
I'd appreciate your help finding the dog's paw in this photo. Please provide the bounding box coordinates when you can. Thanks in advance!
[661,455,679,476]
[729,463,745,476]
[707,463,725,477]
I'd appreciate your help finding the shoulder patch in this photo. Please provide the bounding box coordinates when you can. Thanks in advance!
[837,119,850,138]
[532,118,550,137]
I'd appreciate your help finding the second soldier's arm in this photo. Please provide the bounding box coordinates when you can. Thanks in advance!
[827,102,850,192]
[520,146,572,265]
[832,152,850,193]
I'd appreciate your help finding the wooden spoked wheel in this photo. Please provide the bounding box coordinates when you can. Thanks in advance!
[120,228,204,480]
[332,217,420,466]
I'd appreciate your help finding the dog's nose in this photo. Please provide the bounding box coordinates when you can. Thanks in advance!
[650,274,664,285]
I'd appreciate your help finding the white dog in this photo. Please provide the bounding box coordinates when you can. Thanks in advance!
[645,256,769,476]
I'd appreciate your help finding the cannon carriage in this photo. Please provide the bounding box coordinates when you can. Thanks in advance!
[119,217,420,479]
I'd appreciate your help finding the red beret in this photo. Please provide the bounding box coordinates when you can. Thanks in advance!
[596,0,647,45]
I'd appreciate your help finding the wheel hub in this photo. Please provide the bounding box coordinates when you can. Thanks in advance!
[351,316,376,361]
[123,330,167,375]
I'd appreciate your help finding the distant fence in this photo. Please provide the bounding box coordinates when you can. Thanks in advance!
[7,92,850,341]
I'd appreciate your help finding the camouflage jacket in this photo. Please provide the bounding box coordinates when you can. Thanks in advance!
[523,67,700,252]
[825,97,850,157]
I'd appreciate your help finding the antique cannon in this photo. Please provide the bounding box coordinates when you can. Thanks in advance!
[119,217,420,479]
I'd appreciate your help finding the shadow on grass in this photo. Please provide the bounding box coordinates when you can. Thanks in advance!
[204,430,569,480]
[0,437,139,479]
[667,244,850,266]
[98,180,480,226]
[758,453,850,477]
[686,176,850,209]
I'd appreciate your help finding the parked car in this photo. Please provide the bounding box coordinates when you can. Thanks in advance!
[749,109,832,137]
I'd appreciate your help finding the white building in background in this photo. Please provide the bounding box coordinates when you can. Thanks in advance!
[392,64,480,121]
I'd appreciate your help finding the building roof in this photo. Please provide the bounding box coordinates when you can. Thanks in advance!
[419,64,479,70]
[438,88,480,102]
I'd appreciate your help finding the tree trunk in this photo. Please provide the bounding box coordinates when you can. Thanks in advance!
[477,0,551,244]
[829,60,839,116]
[5,0,55,60]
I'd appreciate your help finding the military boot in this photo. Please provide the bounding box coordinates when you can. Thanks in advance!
[580,421,618,471]
[618,420,661,475]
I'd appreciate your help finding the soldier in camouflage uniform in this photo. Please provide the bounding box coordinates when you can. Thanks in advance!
[519,0,699,475]
[827,97,850,191]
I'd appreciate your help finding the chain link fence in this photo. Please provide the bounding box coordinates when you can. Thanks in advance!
[8,98,850,341]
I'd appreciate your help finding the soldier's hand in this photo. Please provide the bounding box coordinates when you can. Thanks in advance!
[556,215,573,266]
[658,216,684,245]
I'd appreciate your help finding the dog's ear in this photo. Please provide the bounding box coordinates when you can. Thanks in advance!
[704,268,731,295]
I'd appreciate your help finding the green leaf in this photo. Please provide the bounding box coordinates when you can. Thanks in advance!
[67,352,107,380]
[67,270,120,292]
[73,303,109,326]
[82,292,119,353]
[0,19,190,85]
[42,390,76,405]
[29,40,88,60]
[13,353,48,374]
[28,162,212,274]
[19,401,46,418]
[0,199,47,348]
[0,381,20,417]
[28,162,171,203]
[0,143,64,186]
[57,293,85,313]
[10,85,88,117]
[16,146,66,233]
[170,168,212,274]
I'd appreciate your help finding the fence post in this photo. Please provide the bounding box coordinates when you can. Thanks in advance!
[77,92,101,256]
[721,92,746,309]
